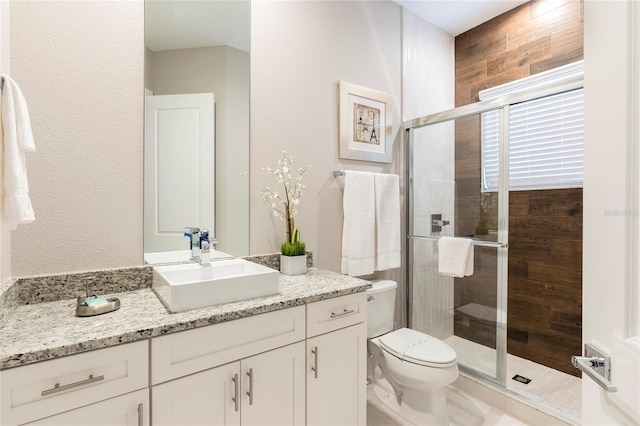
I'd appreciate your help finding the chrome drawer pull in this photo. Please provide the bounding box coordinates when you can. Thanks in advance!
[330,308,355,318]
[311,346,319,379]
[246,368,254,405]
[137,403,143,426]
[41,374,105,396]
[232,373,239,412]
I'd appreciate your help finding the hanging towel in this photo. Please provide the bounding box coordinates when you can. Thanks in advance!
[1,74,36,229]
[438,236,474,277]
[374,173,401,271]
[341,171,375,276]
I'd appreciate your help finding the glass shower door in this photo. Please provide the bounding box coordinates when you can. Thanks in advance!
[406,108,509,385]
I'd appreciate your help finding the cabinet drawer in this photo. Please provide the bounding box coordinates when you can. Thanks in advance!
[306,292,366,337]
[24,389,149,426]
[0,340,148,426]
[151,306,305,384]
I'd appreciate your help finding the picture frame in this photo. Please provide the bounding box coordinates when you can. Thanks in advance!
[339,81,392,163]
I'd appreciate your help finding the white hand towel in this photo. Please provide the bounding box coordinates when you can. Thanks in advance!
[1,74,36,229]
[341,171,375,276]
[438,236,474,277]
[374,173,401,271]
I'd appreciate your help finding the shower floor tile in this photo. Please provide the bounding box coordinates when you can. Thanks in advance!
[444,336,582,421]
[366,382,529,426]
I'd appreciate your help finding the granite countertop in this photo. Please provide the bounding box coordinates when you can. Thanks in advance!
[0,268,370,370]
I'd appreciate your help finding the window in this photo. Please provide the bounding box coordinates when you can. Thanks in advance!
[481,62,584,192]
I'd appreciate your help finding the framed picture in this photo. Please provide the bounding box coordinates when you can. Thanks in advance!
[339,81,392,163]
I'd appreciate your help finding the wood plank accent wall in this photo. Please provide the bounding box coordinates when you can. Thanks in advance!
[453,0,584,377]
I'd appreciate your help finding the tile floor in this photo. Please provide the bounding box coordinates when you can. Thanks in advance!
[367,382,529,426]
[367,374,578,426]
[444,336,582,421]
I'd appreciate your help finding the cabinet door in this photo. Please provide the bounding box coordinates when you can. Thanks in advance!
[306,323,367,426]
[24,389,148,426]
[241,342,305,426]
[152,362,241,426]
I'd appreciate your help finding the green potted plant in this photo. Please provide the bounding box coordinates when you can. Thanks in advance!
[261,151,310,275]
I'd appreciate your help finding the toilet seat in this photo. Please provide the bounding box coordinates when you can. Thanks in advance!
[379,328,457,368]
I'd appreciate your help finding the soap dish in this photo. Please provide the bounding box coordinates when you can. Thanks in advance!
[76,296,121,317]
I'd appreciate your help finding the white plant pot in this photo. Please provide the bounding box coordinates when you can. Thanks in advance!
[280,255,307,275]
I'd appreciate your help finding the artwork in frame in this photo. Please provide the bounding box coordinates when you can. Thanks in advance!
[339,81,392,163]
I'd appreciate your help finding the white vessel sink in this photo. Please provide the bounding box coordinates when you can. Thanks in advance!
[153,259,280,313]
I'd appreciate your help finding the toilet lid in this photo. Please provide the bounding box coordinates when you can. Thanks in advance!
[379,328,457,368]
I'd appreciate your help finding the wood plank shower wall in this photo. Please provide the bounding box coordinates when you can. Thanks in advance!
[453,0,584,377]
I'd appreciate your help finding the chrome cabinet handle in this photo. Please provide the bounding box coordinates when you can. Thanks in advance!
[311,346,319,379]
[137,403,143,426]
[246,368,254,405]
[330,308,355,318]
[232,373,239,412]
[41,374,105,396]
[572,356,617,392]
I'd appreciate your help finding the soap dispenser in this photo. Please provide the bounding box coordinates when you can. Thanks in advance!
[200,229,211,264]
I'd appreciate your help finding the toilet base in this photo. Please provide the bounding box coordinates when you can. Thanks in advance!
[373,377,450,426]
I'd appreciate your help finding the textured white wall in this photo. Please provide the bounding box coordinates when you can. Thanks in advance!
[0,0,10,283]
[9,1,143,276]
[4,1,422,286]
[250,0,402,276]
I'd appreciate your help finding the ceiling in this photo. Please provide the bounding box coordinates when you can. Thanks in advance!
[144,0,529,52]
[394,0,529,36]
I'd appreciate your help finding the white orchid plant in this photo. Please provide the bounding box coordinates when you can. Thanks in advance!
[261,151,310,256]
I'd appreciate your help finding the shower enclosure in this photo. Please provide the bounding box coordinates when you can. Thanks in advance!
[405,104,509,385]
[405,74,584,418]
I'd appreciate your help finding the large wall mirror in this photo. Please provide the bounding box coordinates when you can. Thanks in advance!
[144,0,250,263]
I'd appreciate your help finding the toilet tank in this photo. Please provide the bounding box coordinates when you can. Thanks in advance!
[367,280,397,338]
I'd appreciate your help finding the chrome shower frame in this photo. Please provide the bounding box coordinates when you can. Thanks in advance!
[403,77,584,386]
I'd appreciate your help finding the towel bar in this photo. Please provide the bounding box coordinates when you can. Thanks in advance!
[407,235,508,248]
[333,170,402,181]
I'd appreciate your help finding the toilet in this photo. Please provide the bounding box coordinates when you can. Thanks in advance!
[367,280,459,426]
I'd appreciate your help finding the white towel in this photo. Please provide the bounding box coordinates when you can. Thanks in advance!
[1,74,36,229]
[438,236,474,277]
[374,173,401,271]
[341,171,375,276]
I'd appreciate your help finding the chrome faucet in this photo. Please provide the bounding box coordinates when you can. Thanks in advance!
[184,227,202,261]
[184,227,213,263]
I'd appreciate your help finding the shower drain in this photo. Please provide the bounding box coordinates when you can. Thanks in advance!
[512,374,532,384]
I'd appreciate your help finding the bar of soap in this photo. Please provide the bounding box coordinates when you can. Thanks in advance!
[84,296,109,306]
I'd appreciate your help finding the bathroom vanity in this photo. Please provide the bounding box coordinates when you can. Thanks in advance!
[0,268,369,426]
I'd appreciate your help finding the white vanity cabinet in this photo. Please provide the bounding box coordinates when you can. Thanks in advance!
[0,288,368,426]
[151,306,306,425]
[152,343,305,426]
[0,341,149,426]
[305,292,367,426]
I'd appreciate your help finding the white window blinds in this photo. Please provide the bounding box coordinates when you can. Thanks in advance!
[482,88,584,191]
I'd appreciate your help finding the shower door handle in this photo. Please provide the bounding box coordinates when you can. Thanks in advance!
[572,343,617,392]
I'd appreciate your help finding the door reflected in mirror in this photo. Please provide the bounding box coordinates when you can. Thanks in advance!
[144,0,250,263]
